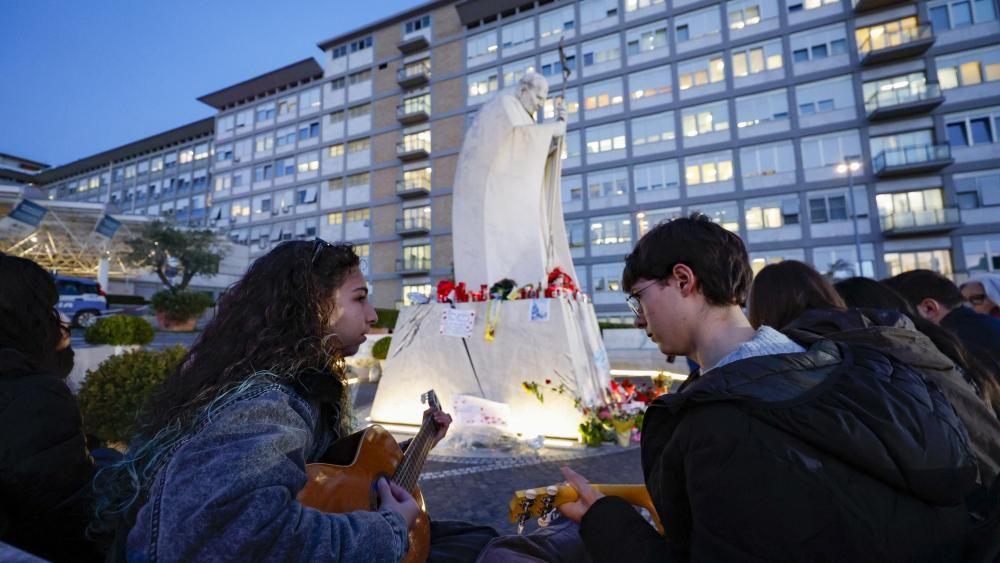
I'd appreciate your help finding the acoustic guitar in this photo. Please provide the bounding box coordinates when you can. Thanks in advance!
[507,483,664,535]
[298,390,441,563]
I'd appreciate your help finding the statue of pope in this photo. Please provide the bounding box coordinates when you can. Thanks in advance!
[451,72,579,289]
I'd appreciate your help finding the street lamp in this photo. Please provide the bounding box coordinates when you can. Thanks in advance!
[836,158,865,277]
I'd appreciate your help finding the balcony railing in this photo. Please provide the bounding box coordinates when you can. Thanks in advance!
[873,144,953,177]
[396,216,431,235]
[880,207,961,235]
[396,257,431,273]
[397,66,430,88]
[865,82,943,120]
[860,24,934,65]
[397,138,431,160]
[396,177,432,197]
[396,100,431,124]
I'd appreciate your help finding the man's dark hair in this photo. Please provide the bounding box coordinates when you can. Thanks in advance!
[883,269,964,309]
[622,213,752,306]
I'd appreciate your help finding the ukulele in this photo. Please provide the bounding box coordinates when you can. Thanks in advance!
[507,483,664,535]
[298,390,441,563]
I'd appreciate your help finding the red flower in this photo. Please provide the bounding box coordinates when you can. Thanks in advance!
[545,379,552,385]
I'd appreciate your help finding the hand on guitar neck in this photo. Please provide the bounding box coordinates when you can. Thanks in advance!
[426,408,453,448]
[379,407,452,530]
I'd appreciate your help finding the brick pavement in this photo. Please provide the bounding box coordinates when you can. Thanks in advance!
[420,446,644,534]
[352,381,647,533]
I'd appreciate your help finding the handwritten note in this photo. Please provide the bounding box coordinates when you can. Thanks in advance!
[529,299,550,322]
[440,309,476,338]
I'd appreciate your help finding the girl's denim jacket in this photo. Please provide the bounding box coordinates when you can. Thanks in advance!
[125,381,409,562]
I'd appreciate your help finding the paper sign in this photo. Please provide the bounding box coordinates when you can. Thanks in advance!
[529,298,550,322]
[440,309,476,338]
[453,394,510,428]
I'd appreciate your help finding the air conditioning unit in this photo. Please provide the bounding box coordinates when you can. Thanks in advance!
[282,207,291,214]
[228,217,237,224]
[271,208,279,216]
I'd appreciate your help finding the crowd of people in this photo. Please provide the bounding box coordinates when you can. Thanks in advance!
[2,213,999,562]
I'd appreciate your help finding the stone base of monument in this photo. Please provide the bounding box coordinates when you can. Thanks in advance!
[369,298,611,441]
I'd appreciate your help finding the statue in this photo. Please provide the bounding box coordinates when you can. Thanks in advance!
[451,72,578,289]
[367,73,611,441]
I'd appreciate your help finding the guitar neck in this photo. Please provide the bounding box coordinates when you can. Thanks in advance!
[392,415,437,493]
[551,484,651,509]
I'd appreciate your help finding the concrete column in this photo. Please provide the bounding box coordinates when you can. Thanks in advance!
[98,256,110,288]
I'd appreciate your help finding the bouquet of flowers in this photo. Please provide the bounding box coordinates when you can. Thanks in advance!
[522,374,675,447]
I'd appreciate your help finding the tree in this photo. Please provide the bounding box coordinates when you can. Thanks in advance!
[126,221,228,291]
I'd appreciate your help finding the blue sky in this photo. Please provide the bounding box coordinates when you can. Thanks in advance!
[0,0,417,166]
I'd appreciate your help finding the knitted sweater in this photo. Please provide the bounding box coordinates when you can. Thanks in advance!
[706,326,805,373]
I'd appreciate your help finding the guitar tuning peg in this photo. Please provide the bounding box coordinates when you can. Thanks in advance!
[525,490,537,501]
[538,507,559,528]
[546,485,558,496]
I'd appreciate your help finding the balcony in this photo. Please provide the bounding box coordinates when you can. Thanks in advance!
[853,0,907,13]
[396,216,431,236]
[397,100,430,125]
[873,144,953,177]
[396,257,431,275]
[396,177,431,198]
[880,207,962,237]
[860,24,934,65]
[397,138,430,161]
[397,66,430,88]
[865,82,943,120]
[397,33,430,54]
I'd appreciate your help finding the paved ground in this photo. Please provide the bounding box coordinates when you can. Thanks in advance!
[353,382,646,534]
[421,447,642,533]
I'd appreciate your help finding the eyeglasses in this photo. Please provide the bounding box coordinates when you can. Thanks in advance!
[966,294,987,306]
[311,237,335,266]
[626,280,658,317]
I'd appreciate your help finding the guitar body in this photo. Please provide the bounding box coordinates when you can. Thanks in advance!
[298,426,430,563]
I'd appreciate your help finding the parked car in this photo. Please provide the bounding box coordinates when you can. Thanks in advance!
[55,275,108,327]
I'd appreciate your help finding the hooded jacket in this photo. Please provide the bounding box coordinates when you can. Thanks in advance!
[579,340,977,562]
[0,348,101,562]
[783,308,1000,488]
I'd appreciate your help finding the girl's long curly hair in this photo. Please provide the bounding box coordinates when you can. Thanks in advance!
[136,240,360,437]
[91,240,361,536]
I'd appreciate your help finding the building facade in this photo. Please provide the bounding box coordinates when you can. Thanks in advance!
[21,0,1000,320]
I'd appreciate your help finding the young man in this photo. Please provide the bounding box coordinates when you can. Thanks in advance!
[885,269,1000,371]
[558,215,977,562]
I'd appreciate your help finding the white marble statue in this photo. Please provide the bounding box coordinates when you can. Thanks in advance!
[451,72,579,289]
[368,73,612,441]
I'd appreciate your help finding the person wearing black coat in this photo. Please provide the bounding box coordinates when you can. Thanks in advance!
[0,253,101,562]
[555,217,979,562]
[885,269,1000,376]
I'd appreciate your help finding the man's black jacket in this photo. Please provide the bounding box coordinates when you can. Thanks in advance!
[579,340,977,562]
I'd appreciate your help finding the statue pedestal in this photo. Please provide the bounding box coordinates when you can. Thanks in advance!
[369,299,611,439]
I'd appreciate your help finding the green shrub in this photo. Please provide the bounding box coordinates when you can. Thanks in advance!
[372,336,392,360]
[374,308,399,330]
[77,346,187,443]
[84,315,154,346]
[151,289,214,322]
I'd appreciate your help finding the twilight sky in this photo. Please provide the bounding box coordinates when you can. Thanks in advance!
[0,0,418,166]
